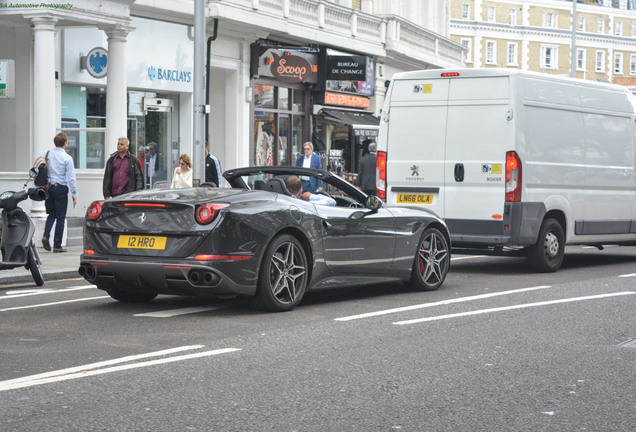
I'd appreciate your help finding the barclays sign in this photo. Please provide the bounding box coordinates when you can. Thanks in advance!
[147,66,191,83]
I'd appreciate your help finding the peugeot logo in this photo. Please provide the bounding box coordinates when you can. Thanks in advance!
[139,213,146,224]
[410,165,420,176]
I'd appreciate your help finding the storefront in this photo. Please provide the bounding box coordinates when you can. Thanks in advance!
[250,41,315,167]
[60,16,192,189]
[312,49,379,183]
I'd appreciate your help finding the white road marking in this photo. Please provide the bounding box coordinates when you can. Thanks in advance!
[334,285,552,322]
[0,296,110,312]
[450,255,487,261]
[618,273,636,278]
[393,291,636,325]
[2,286,95,299]
[134,302,240,318]
[0,346,240,392]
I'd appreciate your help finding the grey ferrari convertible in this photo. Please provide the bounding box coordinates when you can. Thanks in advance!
[79,166,450,311]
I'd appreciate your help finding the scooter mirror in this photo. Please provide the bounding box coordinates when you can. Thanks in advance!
[29,167,38,178]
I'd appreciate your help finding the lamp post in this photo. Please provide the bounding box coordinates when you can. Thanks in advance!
[571,0,577,78]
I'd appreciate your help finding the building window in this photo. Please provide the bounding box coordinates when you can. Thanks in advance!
[596,51,605,72]
[632,23,636,36]
[614,52,624,74]
[544,12,556,28]
[461,38,472,63]
[541,45,558,69]
[577,49,586,71]
[485,40,497,64]
[487,6,495,22]
[616,21,623,36]
[597,18,604,34]
[507,42,518,66]
[630,54,636,75]
[462,4,470,20]
[509,9,517,26]
[578,16,585,31]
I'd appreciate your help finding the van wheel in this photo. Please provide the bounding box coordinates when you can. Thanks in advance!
[527,218,564,272]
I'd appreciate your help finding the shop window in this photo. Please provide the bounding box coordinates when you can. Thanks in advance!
[61,86,106,169]
[252,83,307,167]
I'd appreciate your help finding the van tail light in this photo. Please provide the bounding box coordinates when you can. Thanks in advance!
[376,151,387,199]
[88,201,104,221]
[505,151,522,202]
[196,203,228,225]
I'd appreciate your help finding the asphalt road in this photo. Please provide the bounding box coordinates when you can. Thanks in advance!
[1,246,635,431]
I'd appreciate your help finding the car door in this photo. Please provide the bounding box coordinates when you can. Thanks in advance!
[313,205,396,274]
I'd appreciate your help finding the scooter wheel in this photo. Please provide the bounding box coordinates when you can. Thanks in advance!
[28,245,44,286]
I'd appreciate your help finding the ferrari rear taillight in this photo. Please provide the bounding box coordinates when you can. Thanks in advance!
[196,203,228,224]
[376,151,387,199]
[88,201,103,221]
[505,151,522,202]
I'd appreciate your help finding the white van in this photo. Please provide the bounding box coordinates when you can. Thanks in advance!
[376,68,636,272]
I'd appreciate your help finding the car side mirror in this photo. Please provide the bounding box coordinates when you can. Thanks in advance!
[365,195,382,210]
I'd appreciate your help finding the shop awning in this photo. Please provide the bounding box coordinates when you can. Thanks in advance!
[322,109,380,129]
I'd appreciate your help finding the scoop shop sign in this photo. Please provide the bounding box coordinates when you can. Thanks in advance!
[271,53,312,83]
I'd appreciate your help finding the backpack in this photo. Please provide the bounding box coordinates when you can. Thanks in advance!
[33,151,50,190]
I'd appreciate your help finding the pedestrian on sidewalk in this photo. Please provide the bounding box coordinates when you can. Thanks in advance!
[170,154,193,189]
[42,132,78,254]
[103,137,145,199]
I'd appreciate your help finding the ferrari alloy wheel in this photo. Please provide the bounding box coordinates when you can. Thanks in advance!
[409,227,449,291]
[252,234,308,312]
[527,218,564,272]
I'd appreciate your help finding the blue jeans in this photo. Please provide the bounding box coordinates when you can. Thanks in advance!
[44,184,69,249]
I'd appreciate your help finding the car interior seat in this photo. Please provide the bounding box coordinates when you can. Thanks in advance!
[265,177,292,196]
[254,179,267,190]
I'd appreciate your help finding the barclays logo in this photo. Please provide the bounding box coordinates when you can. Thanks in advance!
[85,47,108,79]
[147,65,191,83]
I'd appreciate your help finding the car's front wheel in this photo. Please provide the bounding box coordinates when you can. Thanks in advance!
[408,227,450,291]
[251,234,308,312]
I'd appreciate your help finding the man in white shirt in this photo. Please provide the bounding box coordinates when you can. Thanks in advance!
[284,176,335,206]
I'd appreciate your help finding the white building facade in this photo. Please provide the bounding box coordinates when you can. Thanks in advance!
[0,0,464,244]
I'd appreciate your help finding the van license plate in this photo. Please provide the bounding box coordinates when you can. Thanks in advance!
[396,194,433,204]
[117,235,167,250]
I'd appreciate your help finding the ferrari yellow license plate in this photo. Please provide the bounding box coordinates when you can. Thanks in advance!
[117,235,167,250]
[396,193,433,204]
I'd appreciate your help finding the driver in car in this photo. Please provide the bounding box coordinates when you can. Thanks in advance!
[285,176,336,206]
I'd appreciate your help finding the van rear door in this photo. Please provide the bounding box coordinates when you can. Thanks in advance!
[384,77,450,218]
[443,76,512,240]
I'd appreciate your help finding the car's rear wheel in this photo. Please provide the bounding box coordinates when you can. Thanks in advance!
[105,287,157,303]
[527,218,564,272]
[251,234,308,312]
[408,227,450,291]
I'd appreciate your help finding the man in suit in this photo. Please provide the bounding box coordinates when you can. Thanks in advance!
[358,141,377,195]
[146,142,165,187]
[295,141,322,193]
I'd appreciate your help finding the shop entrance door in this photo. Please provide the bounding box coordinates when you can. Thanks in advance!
[127,92,179,190]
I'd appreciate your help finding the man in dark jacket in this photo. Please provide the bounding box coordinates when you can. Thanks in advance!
[358,141,377,195]
[103,137,145,199]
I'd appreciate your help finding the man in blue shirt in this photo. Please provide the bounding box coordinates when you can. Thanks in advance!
[41,132,78,253]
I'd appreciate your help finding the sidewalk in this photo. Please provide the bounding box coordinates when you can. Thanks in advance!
[0,245,84,288]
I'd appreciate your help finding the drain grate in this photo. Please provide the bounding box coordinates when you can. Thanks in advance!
[618,338,636,348]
